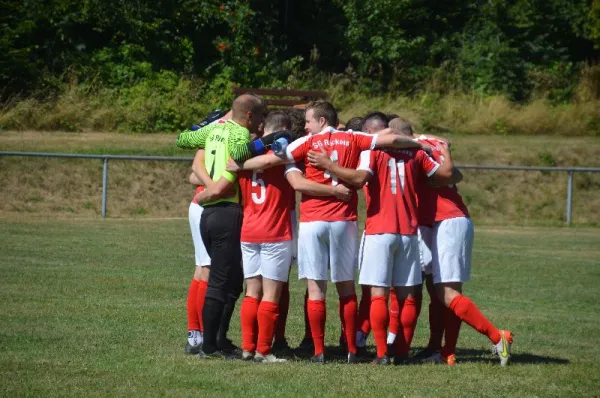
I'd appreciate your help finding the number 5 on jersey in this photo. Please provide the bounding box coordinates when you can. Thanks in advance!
[252,171,266,204]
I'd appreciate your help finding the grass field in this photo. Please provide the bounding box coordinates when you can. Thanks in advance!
[1,218,599,396]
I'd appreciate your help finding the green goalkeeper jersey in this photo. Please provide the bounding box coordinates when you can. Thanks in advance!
[176,120,252,205]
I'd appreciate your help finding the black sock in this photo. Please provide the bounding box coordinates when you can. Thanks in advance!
[202,297,225,353]
[217,294,238,348]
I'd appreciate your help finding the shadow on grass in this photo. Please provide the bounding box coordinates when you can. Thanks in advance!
[288,344,569,365]
[454,347,570,365]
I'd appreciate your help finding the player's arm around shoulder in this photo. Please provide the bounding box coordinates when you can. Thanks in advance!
[226,152,288,173]
[176,123,215,149]
[373,128,424,151]
[227,124,253,162]
[428,145,463,186]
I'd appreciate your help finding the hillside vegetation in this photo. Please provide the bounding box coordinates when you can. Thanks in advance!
[1,132,598,225]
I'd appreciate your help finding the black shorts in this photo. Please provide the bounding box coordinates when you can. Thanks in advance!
[200,202,243,302]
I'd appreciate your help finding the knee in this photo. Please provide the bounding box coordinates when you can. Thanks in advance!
[245,279,262,299]
[435,284,461,307]
[307,280,327,300]
[336,281,355,298]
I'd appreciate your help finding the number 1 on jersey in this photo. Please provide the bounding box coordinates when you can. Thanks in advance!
[323,150,339,186]
[388,159,405,194]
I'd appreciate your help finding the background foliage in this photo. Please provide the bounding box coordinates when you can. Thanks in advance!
[1,0,599,133]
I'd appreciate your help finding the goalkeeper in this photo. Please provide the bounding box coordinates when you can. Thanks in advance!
[176,93,290,358]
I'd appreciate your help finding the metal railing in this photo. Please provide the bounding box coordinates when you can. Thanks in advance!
[1,151,600,224]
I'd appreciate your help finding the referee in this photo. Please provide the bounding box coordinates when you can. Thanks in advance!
[176,94,265,358]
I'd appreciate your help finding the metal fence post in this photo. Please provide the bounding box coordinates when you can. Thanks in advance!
[566,170,574,225]
[102,158,109,218]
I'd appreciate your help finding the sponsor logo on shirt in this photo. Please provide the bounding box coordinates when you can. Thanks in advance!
[312,138,351,149]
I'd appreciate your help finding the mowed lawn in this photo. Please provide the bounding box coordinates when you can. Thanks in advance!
[1,219,599,396]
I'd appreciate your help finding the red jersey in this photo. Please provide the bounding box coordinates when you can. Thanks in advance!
[285,127,377,222]
[191,185,205,204]
[358,150,402,235]
[416,136,470,224]
[239,161,298,243]
[382,148,440,235]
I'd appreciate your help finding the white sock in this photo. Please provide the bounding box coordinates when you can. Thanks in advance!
[387,332,396,345]
[188,330,201,346]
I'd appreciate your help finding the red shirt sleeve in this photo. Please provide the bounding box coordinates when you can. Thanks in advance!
[352,131,377,151]
[285,135,311,162]
[417,150,440,177]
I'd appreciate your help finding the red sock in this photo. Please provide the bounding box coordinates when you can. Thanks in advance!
[425,277,443,350]
[240,296,260,352]
[303,290,312,339]
[275,283,289,341]
[389,290,400,336]
[257,301,279,355]
[339,295,358,354]
[307,299,326,356]
[370,296,389,358]
[357,285,372,335]
[399,297,419,355]
[187,279,200,331]
[449,295,501,344]
[196,280,208,332]
[441,307,462,357]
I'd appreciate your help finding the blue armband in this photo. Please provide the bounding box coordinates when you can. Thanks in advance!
[246,138,267,157]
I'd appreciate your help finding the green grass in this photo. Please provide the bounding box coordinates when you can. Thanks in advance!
[1,219,599,396]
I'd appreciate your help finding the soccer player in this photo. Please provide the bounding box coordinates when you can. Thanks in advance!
[345,117,364,132]
[176,94,267,358]
[390,118,514,366]
[230,100,429,363]
[236,110,352,363]
[307,113,460,365]
[183,110,240,355]
[354,112,389,355]
[184,149,212,354]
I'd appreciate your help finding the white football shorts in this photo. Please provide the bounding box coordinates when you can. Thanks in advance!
[188,202,211,267]
[418,226,434,275]
[431,217,474,284]
[241,240,294,282]
[297,220,358,283]
[358,233,421,287]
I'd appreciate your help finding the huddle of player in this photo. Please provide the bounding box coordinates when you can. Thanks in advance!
[179,98,513,366]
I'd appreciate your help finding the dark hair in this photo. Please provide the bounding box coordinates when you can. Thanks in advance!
[386,113,400,121]
[363,111,389,130]
[345,117,365,131]
[306,100,338,127]
[281,108,306,138]
[264,110,292,133]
